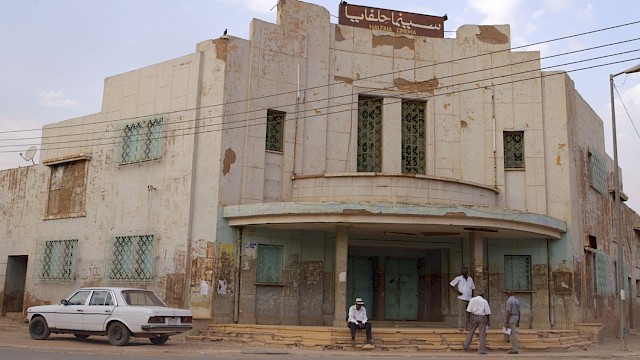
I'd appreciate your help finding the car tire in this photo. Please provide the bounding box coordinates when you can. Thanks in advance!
[74,333,90,340]
[150,336,169,345]
[107,321,131,346]
[28,317,51,340]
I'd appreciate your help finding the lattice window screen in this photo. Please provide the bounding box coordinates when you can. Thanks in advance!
[588,149,608,194]
[504,131,525,168]
[266,110,285,152]
[120,117,163,165]
[357,97,383,172]
[107,235,154,281]
[38,239,78,281]
[257,244,283,283]
[595,251,612,295]
[401,101,426,174]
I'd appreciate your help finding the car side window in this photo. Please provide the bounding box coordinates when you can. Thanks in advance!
[89,291,110,306]
[68,291,91,305]
[105,292,114,306]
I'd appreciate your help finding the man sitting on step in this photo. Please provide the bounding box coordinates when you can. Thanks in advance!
[347,297,373,346]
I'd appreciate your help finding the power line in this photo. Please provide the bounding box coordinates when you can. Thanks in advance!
[613,82,640,139]
[1,35,640,149]
[2,56,639,154]
[1,19,639,138]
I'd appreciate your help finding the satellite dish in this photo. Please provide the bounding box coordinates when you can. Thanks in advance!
[20,146,37,165]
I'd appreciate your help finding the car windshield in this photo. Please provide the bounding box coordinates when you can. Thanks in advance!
[122,290,166,306]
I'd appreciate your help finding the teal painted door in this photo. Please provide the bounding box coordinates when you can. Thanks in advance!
[347,257,374,318]
[385,258,419,320]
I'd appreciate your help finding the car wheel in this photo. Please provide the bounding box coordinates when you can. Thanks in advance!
[28,317,51,340]
[74,333,90,340]
[107,321,131,346]
[150,336,169,345]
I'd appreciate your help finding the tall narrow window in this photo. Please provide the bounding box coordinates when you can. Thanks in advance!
[588,149,607,194]
[108,235,154,281]
[357,97,383,172]
[266,110,285,152]
[504,131,524,169]
[595,251,613,295]
[504,255,531,290]
[401,100,426,174]
[257,244,284,283]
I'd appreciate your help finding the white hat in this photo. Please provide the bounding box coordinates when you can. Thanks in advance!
[355,297,365,304]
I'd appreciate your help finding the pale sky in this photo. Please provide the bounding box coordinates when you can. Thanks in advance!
[1,0,639,212]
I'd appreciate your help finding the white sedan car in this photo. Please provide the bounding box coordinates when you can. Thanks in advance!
[27,287,193,346]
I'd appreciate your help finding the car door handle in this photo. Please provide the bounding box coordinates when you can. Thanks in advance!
[76,309,83,312]
[104,310,112,314]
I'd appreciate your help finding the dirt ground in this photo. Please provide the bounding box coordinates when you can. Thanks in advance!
[2,316,640,358]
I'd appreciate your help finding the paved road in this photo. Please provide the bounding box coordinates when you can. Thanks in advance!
[2,317,640,359]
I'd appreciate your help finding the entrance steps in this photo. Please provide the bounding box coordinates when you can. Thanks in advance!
[188,323,594,352]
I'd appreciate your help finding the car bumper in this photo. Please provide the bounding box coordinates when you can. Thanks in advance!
[141,324,192,332]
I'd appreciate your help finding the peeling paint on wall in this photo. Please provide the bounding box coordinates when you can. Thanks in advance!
[394,77,439,94]
[372,34,415,50]
[216,243,235,296]
[476,25,509,45]
[214,38,229,61]
[334,76,353,85]
[223,148,236,175]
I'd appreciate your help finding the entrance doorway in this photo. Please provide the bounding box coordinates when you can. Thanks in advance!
[2,255,28,314]
[385,258,419,320]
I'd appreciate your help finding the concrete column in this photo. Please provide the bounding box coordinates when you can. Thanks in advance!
[470,232,485,292]
[333,226,349,326]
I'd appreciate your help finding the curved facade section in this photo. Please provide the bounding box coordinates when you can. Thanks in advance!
[291,173,499,207]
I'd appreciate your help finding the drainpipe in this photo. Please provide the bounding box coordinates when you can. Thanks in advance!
[547,238,555,328]
[233,226,243,323]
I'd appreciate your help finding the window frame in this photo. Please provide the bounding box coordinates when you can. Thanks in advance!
[401,100,426,174]
[503,131,525,169]
[357,96,383,172]
[38,239,78,281]
[119,117,164,165]
[107,235,155,281]
[265,109,286,152]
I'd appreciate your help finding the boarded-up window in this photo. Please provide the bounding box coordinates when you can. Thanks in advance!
[257,244,283,283]
[504,255,531,290]
[504,131,524,169]
[266,110,285,152]
[401,100,426,174]
[357,97,382,172]
[46,160,88,217]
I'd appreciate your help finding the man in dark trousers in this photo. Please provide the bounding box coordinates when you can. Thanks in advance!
[347,297,373,346]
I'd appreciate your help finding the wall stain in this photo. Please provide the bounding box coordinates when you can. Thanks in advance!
[372,34,415,50]
[335,26,345,42]
[476,26,509,45]
[213,38,230,61]
[223,148,236,175]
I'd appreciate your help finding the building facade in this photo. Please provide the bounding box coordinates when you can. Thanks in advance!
[1,0,639,338]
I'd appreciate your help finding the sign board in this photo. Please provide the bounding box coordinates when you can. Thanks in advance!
[338,3,445,38]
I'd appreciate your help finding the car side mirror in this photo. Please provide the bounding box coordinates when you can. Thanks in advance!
[61,299,69,306]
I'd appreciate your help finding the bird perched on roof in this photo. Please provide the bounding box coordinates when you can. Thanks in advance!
[223,29,227,36]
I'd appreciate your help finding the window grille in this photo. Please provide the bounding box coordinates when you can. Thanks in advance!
[38,239,78,281]
[401,101,426,174]
[595,251,612,295]
[357,97,383,172]
[257,244,283,283]
[120,117,163,165]
[504,131,524,169]
[504,255,531,290]
[107,235,154,281]
[588,149,607,194]
[266,110,285,152]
